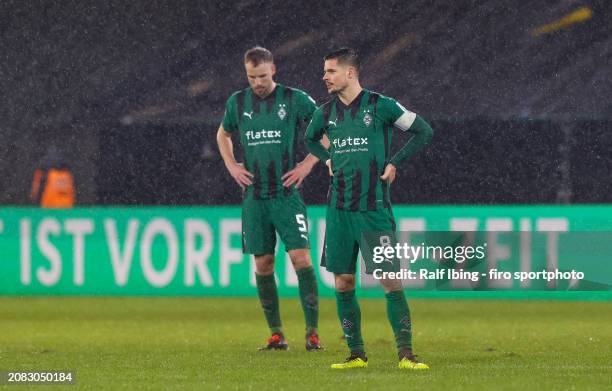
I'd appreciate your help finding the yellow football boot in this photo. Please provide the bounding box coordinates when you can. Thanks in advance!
[398,353,429,370]
[331,354,368,369]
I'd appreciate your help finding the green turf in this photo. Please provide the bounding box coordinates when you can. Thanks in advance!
[0,297,610,390]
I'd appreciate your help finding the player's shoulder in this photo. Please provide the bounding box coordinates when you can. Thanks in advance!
[228,87,249,100]
[283,85,316,103]
[282,85,301,94]
[368,90,409,114]
[319,95,337,109]
[313,96,335,114]
[366,89,382,98]
[225,87,250,105]
[365,89,395,104]
[309,96,337,123]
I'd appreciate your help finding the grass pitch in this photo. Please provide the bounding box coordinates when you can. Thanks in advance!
[0,296,610,390]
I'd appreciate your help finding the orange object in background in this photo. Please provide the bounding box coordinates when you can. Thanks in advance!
[31,168,75,208]
[30,146,76,208]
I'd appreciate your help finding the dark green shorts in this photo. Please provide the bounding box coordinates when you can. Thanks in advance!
[241,192,310,255]
[321,207,397,274]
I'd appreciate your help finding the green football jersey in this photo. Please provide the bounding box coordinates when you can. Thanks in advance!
[305,89,413,211]
[222,84,317,199]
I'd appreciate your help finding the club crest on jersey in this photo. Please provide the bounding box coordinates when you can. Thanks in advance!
[363,112,372,127]
[277,104,287,120]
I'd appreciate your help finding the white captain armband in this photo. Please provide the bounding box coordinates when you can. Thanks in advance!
[393,111,417,131]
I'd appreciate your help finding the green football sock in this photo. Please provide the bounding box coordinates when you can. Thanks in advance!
[296,266,319,333]
[255,273,282,334]
[336,289,364,354]
[385,289,413,352]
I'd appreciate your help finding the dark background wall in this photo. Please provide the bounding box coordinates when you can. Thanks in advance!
[1,0,611,205]
[97,119,611,205]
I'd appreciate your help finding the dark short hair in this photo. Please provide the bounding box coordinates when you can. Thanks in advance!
[244,46,274,66]
[324,47,360,70]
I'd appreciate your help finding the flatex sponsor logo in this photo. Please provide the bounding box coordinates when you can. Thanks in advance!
[332,137,368,148]
[332,137,369,154]
[245,130,282,146]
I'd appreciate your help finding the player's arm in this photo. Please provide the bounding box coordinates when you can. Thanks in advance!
[379,98,434,183]
[303,134,330,166]
[282,92,330,187]
[217,124,254,190]
[282,135,329,187]
[389,113,433,165]
[217,94,254,190]
[304,108,333,176]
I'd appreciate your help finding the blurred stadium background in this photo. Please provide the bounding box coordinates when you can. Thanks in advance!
[1,1,611,389]
[1,0,611,206]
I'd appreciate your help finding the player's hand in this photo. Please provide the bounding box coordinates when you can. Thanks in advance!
[380,163,396,184]
[282,161,313,188]
[325,159,334,177]
[227,162,254,190]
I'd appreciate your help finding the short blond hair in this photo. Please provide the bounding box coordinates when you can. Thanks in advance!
[244,46,273,66]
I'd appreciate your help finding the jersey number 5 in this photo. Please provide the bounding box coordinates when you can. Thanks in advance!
[295,214,307,233]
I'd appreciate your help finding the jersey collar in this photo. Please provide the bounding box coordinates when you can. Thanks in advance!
[336,89,365,110]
